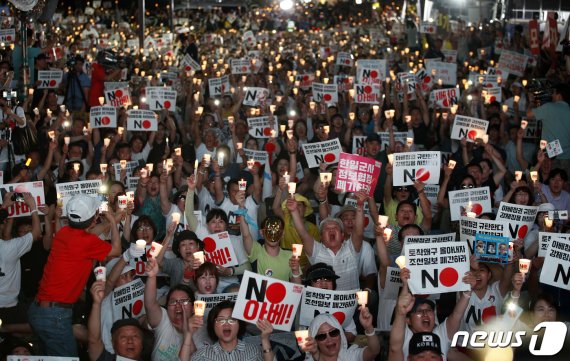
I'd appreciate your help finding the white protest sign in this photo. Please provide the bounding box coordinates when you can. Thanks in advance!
[420,22,437,33]
[497,50,529,77]
[242,148,269,166]
[0,182,45,218]
[104,86,131,107]
[146,87,177,111]
[242,87,270,107]
[405,233,456,245]
[231,58,251,74]
[247,116,278,139]
[431,88,460,108]
[378,132,408,150]
[334,74,353,93]
[538,232,570,258]
[356,59,387,83]
[56,180,102,216]
[232,271,303,331]
[242,30,256,46]
[353,83,381,104]
[448,187,492,221]
[296,73,315,90]
[523,118,541,139]
[540,236,570,290]
[208,75,230,97]
[127,109,158,131]
[352,135,366,156]
[312,82,338,103]
[112,278,145,321]
[180,53,200,72]
[450,115,489,142]
[406,242,470,294]
[442,49,457,63]
[0,28,15,43]
[392,151,441,186]
[37,70,63,89]
[126,176,139,191]
[89,106,117,128]
[202,231,239,267]
[196,292,238,318]
[336,52,354,67]
[415,68,434,95]
[459,216,511,251]
[300,286,358,328]
[424,184,440,216]
[496,202,538,240]
[113,160,140,180]
[546,140,564,158]
[483,87,502,103]
[383,267,403,300]
[425,61,457,85]
[301,139,342,168]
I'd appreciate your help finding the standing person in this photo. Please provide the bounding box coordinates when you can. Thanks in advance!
[63,55,90,112]
[28,195,122,356]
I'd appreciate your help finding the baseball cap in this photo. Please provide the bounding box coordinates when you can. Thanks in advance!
[409,332,442,356]
[304,263,340,283]
[110,318,144,334]
[67,194,100,223]
[538,203,555,213]
[409,298,436,315]
[105,257,135,275]
[335,205,357,219]
[366,133,381,143]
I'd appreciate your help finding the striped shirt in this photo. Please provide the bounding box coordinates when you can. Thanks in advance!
[190,340,263,361]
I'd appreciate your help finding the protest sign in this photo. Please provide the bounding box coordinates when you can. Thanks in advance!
[383,267,403,300]
[247,116,278,139]
[405,242,470,294]
[523,118,541,139]
[404,233,456,245]
[483,87,502,103]
[540,236,570,290]
[423,184,440,216]
[232,271,303,331]
[242,30,256,46]
[356,59,387,83]
[301,139,342,168]
[208,75,230,97]
[0,28,15,43]
[335,152,381,196]
[56,180,102,216]
[334,74,353,92]
[146,87,177,111]
[0,182,45,218]
[296,73,315,90]
[450,115,489,142]
[496,202,538,240]
[353,83,381,104]
[231,58,251,74]
[127,109,158,131]
[7,357,78,361]
[425,61,457,85]
[431,88,460,108]
[312,83,338,103]
[37,70,63,89]
[113,160,140,180]
[546,139,563,158]
[242,87,270,107]
[104,85,131,107]
[448,187,492,221]
[336,52,354,67]
[352,135,366,156]
[392,151,441,186]
[442,49,457,63]
[196,292,238,318]
[180,53,200,72]
[242,148,269,167]
[378,132,408,150]
[89,106,117,128]
[126,176,139,191]
[415,68,434,95]
[459,216,511,251]
[497,50,529,77]
[299,286,358,328]
[538,232,570,257]
[420,22,437,33]
[474,233,510,264]
[202,231,239,267]
[112,278,145,321]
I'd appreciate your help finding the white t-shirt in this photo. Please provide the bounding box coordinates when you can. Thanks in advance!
[217,196,259,240]
[0,233,33,307]
[359,241,377,277]
[308,239,360,291]
[403,320,449,361]
[195,144,216,166]
[131,142,151,163]
[0,107,26,163]
[197,187,216,216]
[152,307,182,361]
[461,281,505,333]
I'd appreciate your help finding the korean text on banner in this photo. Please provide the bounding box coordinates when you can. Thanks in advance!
[56,180,102,216]
[538,232,570,257]
[450,115,489,142]
[540,236,570,290]
[497,50,529,77]
[127,109,158,131]
[146,87,177,111]
[312,83,338,103]
[37,70,63,89]
[0,181,45,218]
[196,293,238,318]
[459,216,511,252]
[404,233,456,245]
[104,85,131,107]
[242,148,269,166]
[202,231,239,267]
[495,202,538,240]
[392,151,441,186]
[247,116,278,139]
[301,139,342,168]
[113,160,140,180]
[431,88,460,108]
[112,278,146,321]
[90,106,117,128]
[335,152,381,196]
[299,286,358,328]
[448,187,492,221]
[232,271,303,331]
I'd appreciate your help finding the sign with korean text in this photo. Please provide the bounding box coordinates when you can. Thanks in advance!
[299,286,358,328]
[0,28,15,43]
[180,53,200,72]
[523,118,541,139]
[196,292,238,318]
[0,181,45,218]
[242,149,269,167]
[356,59,386,84]
[474,233,510,264]
[231,59,251,74]
[312,83,338,103]
[89,106,117,128]
[425,61,456,85]
[431,88,460,108]
[37,70,63,89]
[202,231,238,267]
[247,116,278,139]
[405,242,470,294]
[301,139,342,168]
[540,236,570,290]
[496,202,538,240]
[335,152,381,196]
[420,22,437,34]
[335,52,354,67]
[232,271,303,331]
[404,233,456,246]
[353,83,381,104]
[448,187,492,221]
[459,216,511,251]
[383,267,403,300]
[113,160,140,181]
[127,109,158,131]
[442,49,457,63]
[242,87,270,107]
[56,180,101,216]
[242,30,256,46]
[146,87,177,111]
[295,73,315,90]
[378,132,408,150]
[392,151,441,186]
[208,75,230,97]
[112,278,145,321]
[538,232,570,257]
[104,86,131,107]
[352,135,366,156]
[450,115,489,143]
[483,87,502,103]
[415,68,434,95]
[334,74,353,93]
[497,50,529,77]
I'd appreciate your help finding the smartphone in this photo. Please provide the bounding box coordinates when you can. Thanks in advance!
[11,192,24,202]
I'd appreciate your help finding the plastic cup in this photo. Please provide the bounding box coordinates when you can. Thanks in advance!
[149,242,163,259]
[519,259,531,274]
[295,330,309,347]
[193,251,205,264]
[194,300,206,316]
[292,244,303,257]
[378,215,389,228]
[94,266,106,281]
[356,290,368,306]
[395,256,406,269]
[117,195,127,209]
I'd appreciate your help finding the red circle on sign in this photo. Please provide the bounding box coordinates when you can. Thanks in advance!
[370,70,378,78]
[164,101,171,109]
[203,237,216,252]
[241,66,248,72]
[254,161,261,168]
[416,168,430,182]
[518,225,528,239]
[303,75,309,81]
[115,90,123,98]
[424,76,431,83]
[344,59,351,65]
[442,99,449,107]
[247,37,252,42]
[467,130,477,140]
[486,84,493,88]
[49,80,56,87]
[472,203,483,215]
[323,94,332,101]
[489,96,496,103]
[102,116,110,125]
[364,85,372,94]
[364,217,370,227]
[439,267,459,287]
[133,300,143,315]
[265,142,276,153]
[333,312,346,325]
[263,127,272,136]
[266,282,286,303]
[142,120,151,129]
[6,36,11,41]
[324,153,336,163]
[185,66,191,71]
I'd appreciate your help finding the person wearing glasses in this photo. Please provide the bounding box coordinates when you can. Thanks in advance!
[184,300,274,361]
[300,311,380,361]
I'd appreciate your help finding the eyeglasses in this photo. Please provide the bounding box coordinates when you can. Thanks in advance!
[413,308,434,317]
[315,329,341,341]
[215,318,238,325]
[396,187,410,192]
[312,277,333,284]
[137,225,151,232]
[461,184,474,189]
[167,298,191,307]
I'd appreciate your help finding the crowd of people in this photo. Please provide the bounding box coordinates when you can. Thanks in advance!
[0,1,569,361]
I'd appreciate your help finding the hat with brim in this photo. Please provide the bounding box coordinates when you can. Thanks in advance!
[111,318,144,334]
[105,257,135,275]
[409,332,442,356]
[304,265,340,283]
[282,194,313,217]
[335,205,357,219]
[67,194,100,223]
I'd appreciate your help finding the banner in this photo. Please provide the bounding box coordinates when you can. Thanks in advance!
[405,242,470,294]
[112,278,145,321]
[56,180,102,216]
[378,132,408,150]
[425,61,456,85]
[540,236,570,290]
[127,109,158,131]
[334,74,353,92]
[232,271,303,331]
[497,50,529,77]
[104,86,131,107]
[89,106,117,128]
[208,75,231,97]
[242,30,256,47]
[195,292,238,318]
[180,53,200,72]
[483,87,502,103]
[299,286,358,328]
[113,160,140,180]
[450,115,489,142]
[242,87,270,107]
[353,83,381,104]
[474,233,510,264]
[383,267,403,300]
[202,231,239,267]
[0,28,15,43]
[404,233,456,245]
[312,83,338,103]
[431,88,460,108]
[146,87,177,111]
[242,148,269,167]
[335,152,381,196]
[247,116,278,139]
[523,118,541,139]
[356,59,386,83]
[539,232,570,258]
[392,151,441,186]
[495,202,538,240]
[301,139,342,168]
[459,216,511,251]
[442,49,457,63]
[448,187,492,221]
[419,22,436,34]
[415,68,434,95]
[37,70,63,89]
[295,73,315,90]
[231,59,251,74]
[0,182,45,218]
[335,52,354,67]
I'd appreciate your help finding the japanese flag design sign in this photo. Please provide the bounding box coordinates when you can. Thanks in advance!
[0,28,15,43]
[497,50,529,77]
[127,109,158,131]
[420,22,437,34]
[483,87,502,103]
[450,115,489,143]
[299,286,358,328]
[353,83,381,104]
[196,293,238,318]
[335,152,382,196]
[448,187,492,221]
[540,236,570,290]
[301,139,342,168]
[242,148,269,167]
[405,242,470,295]
[356,59,387,84]
[425,60,457,86]
[37,70,63,89]
[202,231,239,267]
[146,87,177,111]
[180,53,200,72]
[112,278,145,321]
[56,180,102,216]
[459,216,511,252]
[0,181,45,218]
[232,271,303,331]
[208,75,230,97]
[247,116,278,139]
[104,86,131,108]
[495,202,538,240]
[312,83,338,103]
[538,232,570,257]
[378,132,408,150]
[242,30,256,46]
[335,52,354,67]
[295,73,315,90]
[334,74,353,93]
[89,106,117,129]
[415,68,434,95]
[431,88,460,108]
[442,49,457,63]
[242,87,270,107]
[231,58,251,74]
[392,151,441,186]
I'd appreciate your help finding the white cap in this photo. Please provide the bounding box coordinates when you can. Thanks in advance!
[67,194,100,223]
[538,203,555,213]
[105,257,135,275]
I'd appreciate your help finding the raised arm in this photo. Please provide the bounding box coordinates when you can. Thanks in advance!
[388,271,414,361]
[143,258,163,328]
[375,224,391,289]
[286,197,315,257]
[413,181,432,232]
[237,190,254,255]
[159,170,172,215]
[352,190,367,252]
[87,280,106,361]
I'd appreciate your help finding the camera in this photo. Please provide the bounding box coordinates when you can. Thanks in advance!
[96,50,132,69]
[2,90,16,99]
[11,192,24,203]
[527,78,553,106]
